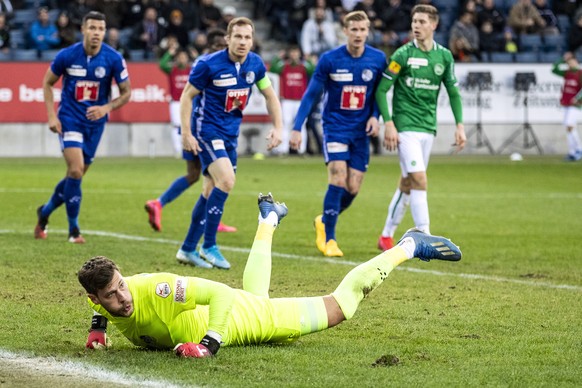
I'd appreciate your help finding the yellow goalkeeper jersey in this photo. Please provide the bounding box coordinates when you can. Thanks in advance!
[88,273,300,349]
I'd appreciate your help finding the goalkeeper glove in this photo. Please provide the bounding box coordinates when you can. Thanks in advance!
[86,315,110,350]
[174,335,221,358]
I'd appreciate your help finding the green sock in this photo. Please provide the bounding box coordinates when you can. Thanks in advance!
[331,246,408,320]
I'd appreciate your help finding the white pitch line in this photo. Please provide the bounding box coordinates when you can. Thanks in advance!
[2,229,581,292]
[0,349,186,388]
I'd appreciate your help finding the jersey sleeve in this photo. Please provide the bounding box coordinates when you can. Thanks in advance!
[112,54,129,84]
[50,49,67,77]
[188,60,211,91]
[551,60,566,77]
[441,50,463,124]
[292,55,329,130]
[375,49,405,122]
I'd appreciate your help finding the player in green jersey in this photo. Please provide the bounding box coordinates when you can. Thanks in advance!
[374,5,466,252]
[78,193,462,357]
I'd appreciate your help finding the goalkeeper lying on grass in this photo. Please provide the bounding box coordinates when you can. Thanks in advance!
[78,193,462,358]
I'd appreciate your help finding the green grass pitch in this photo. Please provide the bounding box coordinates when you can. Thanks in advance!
[0,155,581,387]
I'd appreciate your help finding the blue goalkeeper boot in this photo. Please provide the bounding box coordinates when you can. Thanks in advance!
[200,245,231,270]
[258,192,288,224]
[176,249,213,269]
[398,228,462,262]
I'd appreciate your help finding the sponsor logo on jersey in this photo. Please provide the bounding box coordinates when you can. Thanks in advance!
[213,77,238,87]
[387,61,401,75]
[404,77,439,90]
[224,88,249,112]
[155,282,171,298]
[66,68,87,77]
[361,69,373,82]
[63,131,83,143]
[407,57,428,68]
[220,73,234,78]
[245,71,255,84]
[174,278,187,303]
[75,80,99,102]
[330,73,353,82]
[327,142,349,153]
[212,139,225,150]
[95,66,106,78]
[434,63,445,76]
[340,85,366,110]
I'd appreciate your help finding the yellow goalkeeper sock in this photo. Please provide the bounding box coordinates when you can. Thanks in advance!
[331,246,409,320]
[242,222,276,297]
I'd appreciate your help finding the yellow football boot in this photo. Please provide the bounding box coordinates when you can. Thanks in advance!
[314,214,326,253]
[324,239,343,257]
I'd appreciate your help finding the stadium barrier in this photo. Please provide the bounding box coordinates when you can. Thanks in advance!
[0,62,569,156]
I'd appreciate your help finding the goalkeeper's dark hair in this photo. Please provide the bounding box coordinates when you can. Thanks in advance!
[78,256,120,295]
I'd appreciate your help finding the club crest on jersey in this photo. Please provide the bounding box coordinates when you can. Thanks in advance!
[340,85,366,110]
[361,69,373,82]
[95,66,106,78]
[433,63,445,76]
[75,81,99,102]
[245,71,255,84]
[225,88,250,112]
[155,282,171,298]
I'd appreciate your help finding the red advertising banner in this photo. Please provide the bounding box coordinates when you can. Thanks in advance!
[0,62,170,123]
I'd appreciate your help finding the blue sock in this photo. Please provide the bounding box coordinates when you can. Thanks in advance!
[159,176,191,207]
[181,195,208,252]
[64,177,82,233]
[41,178,66,218]
[202,187,228,249]
[339,188,356,213]
[322,184,342,242]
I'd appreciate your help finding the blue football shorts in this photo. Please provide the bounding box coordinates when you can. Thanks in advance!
[59,116,105,165]
[322,133,370,172]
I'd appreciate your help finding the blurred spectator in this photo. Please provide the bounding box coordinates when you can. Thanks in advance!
[461,0,478,13]
[170,0,199,31]
[378,0,412,33]
[449,11,480,62]
[479,20,502,54]
[341,0,360,11]
[300,6,337,56]
[191,31,207,55]
[554,0,579,16]
[503,27,519,53]
[476,0,505,33]
[198,0,222,32]
[101,0,123,29]
[353,0,384,32]
[28,7,60,54]
[56,11,76,48]
[568,13,582,52]
[534,0,560,35]
[105,27,130,60]
[166,8,189,48]
[121,0,146,29]
[130,6,164,58]
[0,0,13,21]
[376,30,402,57]
[266,0,306,44]
[67,0,100,28]
[218,5,236,31]
[333,8,348,46]
[508,0,546,35]
[0,12,10,53]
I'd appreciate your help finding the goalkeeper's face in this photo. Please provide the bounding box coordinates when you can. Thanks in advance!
[90,270,134,317]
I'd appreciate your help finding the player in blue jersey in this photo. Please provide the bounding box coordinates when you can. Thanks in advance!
[35,11,131,244]
[144,29,237,234]
[176,17,283,269]
[291,11,387,257]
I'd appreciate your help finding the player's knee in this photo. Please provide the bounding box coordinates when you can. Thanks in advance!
[185,173,200,186]
[67,169,84,180]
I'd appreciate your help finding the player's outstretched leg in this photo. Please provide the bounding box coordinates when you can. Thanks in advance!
[398,228,462,262]
[243,193,288,296]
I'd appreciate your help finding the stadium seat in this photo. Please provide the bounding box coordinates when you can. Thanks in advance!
[9,29,26,49]
[119,28,132,46]
[433,32,447,46]
[490,52,514,62]
[543,34,566,52]
[11,9,37,29]
[433,0,458,13]
[12,49,39,61]
[438,13,454,32]
[48,9,60,24]
[519,34,543,52]
[0,51,12,61]
[129,49,145,61]
[538,51,560,63]
[41,49,59,61]
[514,51,539,63]
[557,15,571,33]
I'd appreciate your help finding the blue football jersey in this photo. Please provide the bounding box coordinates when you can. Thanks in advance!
[51,42,129,124]
[312,45,386,137]
[188,49,267,138]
